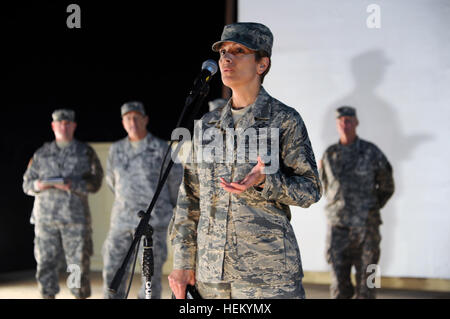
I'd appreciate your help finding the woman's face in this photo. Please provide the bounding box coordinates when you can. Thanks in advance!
[218,42,266,89]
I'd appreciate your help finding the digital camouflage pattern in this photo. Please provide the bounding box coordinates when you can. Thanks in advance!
[196,279,305,299]
[320,137,394,299]
[326,224,381,299]
[170,86,322,295]
[208,98,228,112]
[200,201,306,298]
[335,106,356,118]
[320,137,394,227]
[104,132,182,230]
[52,109,76,122]
[212,22,274,56]
[120,101,146,117]
[34,223,93,298]
[23,139,103,298]
[103,132,182,299]
[23,140,103,224]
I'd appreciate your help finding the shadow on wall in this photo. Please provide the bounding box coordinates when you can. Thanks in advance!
[320,49,433,272]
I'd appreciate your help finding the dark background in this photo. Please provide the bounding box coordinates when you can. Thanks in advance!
[1,1,236,272]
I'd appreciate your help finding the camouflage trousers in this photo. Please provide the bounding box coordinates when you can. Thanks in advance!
[34,222,93,298]
[326,225,381,299]
[102,227,168,299]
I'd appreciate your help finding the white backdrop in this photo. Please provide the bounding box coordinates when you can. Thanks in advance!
[239,0,450,279]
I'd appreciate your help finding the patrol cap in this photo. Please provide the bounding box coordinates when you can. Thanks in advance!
[212,22,274,57]
[121,101,146,117]
[208,98,228,112]
[52,109,75,122]
[336,106,357,118]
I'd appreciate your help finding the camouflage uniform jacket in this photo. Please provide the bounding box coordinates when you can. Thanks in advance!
[23,139,103,225]
[170,86,322,284]
[106,132,182,231]
[320,137,394,227]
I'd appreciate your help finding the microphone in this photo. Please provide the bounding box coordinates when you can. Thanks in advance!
[193,59,218,89]
[179,59,218,125]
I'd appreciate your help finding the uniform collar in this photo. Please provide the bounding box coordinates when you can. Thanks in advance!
[125,132,158,152]
[214,86,272,130]
[51,139,77,152]
[338,136,360,150]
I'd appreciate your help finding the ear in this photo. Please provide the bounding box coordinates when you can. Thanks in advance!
[256,57,270,75]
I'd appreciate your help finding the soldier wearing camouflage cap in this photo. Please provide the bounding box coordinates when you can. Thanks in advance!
[23,109,104,299]
[319,106,394,299]
[52,109,76,122]
[102,101,182,299]
[169,22,322,299]
[120,101,146,117]
[335,106,356,118]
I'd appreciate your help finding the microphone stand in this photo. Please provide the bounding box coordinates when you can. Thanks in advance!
[140,211,153,299]
[108,74,212,299]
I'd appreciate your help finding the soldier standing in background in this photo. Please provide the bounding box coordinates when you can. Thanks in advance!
[23,109,103,299]
[102,102,182,299]
[169,23,322,299]
[320,106,395,299]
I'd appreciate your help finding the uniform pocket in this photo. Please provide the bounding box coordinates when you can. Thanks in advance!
[238,229,286,275]
[234,216,286,276]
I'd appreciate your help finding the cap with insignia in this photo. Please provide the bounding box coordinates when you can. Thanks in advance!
[52,109,75,122]
[212,22,274,57]
[121,101,146,117]
[336,106,356,118]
